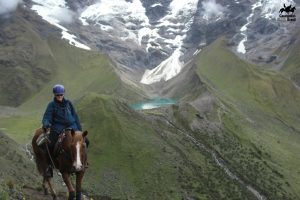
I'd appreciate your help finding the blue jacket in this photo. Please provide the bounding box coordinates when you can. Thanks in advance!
[42,98,82,133]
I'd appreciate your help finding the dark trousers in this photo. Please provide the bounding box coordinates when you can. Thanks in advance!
[48,130,60,155]
[44,130,59,169]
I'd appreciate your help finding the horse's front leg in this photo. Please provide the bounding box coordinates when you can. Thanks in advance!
[75,171,85,200]
[44,176,57,200]
[42,177,48,195]
[62,172,75,200]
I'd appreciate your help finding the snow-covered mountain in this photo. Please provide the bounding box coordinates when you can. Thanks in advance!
[28,0,300,84]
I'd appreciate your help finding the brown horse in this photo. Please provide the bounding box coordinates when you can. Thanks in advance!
[32,128,88,200]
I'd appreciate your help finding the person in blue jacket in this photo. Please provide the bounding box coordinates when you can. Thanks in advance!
[43,84,81,133]
[42,84,89,176]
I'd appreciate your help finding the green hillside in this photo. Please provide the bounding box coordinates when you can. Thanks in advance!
[0,9,144,109]
[1,9,300,199]
[281,33,300,87]
[0,131,40,199]
[0,35,144,143]
[2,10,254,199]
[2,93,262,199]
[74,93,258,199]
[0,12,56,106]
[18,36,144,112]
[193,38,300,199]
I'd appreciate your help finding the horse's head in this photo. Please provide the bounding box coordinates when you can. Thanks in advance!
[67,130,88,172]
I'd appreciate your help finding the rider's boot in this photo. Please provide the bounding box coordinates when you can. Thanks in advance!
[44,165,53,178]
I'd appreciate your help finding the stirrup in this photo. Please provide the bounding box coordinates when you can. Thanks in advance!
[44,165,53,178]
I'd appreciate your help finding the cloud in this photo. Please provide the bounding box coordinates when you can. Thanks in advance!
[52,7,76,24]
[202,0,226,20]
[0,0,22,15]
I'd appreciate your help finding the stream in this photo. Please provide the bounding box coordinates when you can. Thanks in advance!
[159,115,267,200]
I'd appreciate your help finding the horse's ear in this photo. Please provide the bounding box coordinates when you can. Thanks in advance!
[71,129,75,136]
[83,130,88,137]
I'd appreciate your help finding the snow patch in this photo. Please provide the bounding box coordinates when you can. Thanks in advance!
[237,38,247,54]
[237,1,262,54]
[193,49,202,56]
[140,0,199,84]
[140,49,183,84]
[151,3,162,8]
[80,0,199,83]
[62,31,91,50]
[80,0,151,46]
[31,0,90,50]
[100,25,113,31]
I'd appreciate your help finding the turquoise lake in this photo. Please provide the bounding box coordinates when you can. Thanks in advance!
[129,98,176,110]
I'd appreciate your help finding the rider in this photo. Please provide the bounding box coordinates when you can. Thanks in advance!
[42,84,89,177]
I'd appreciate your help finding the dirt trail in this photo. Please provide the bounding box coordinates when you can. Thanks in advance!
[0,106,22,118]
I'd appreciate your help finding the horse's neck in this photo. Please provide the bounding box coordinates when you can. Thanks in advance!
[62,132,73,149]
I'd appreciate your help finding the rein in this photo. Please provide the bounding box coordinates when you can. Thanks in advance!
[45,140,61,176]
[45,130,71,176]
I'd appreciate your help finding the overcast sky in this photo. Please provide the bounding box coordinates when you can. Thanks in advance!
[0,0,22,15]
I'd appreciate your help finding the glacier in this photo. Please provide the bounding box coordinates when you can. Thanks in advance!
[31,0,91,50]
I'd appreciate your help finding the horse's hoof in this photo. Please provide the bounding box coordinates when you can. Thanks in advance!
[42,186,49,195]
[43,187,49,195]
[76,191,82,200]
[68,192,75,200]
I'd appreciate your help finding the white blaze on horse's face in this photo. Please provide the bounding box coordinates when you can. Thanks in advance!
[73,142,83,171]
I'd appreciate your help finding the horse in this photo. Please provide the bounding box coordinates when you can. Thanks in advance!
[32,128,88,200]
[279,4,295,14]
[279,7,285,14]
[290,6,296,14]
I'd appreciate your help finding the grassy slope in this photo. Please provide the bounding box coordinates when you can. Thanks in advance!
[2,93,259,199]
[281,33,300,86]
[0,131,41,199]
[0,35,144,143]
[0,12,57,106]
[0,34,262,199]
[19,36,142,112]
[75,93,257,199]
[0,6,144,143]
[1,9,299,200]
[193,38,300,199]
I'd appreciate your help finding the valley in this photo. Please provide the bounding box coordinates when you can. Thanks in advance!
[0,0,299,199]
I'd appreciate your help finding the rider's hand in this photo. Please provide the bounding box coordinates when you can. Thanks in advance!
[43,127,50,134]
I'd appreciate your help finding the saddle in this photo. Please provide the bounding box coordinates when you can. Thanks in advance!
[53,132,66,158]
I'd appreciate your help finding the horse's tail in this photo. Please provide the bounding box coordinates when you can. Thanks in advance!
[32,128,48,175]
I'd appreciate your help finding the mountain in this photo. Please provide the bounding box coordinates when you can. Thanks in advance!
[28,0,300,84]
[0,5,145,108]
[0,0,300,200]
[0,8,57,106]
[281,32,300,87]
